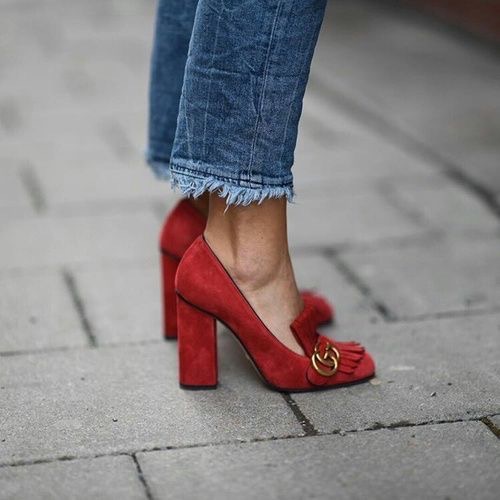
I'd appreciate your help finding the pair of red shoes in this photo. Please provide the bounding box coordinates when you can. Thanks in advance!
[160,199,375,392]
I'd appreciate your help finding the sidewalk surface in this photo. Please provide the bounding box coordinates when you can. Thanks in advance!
[1,0,499,499]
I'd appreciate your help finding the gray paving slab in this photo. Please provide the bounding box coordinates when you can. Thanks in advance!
[293,253,382,332]
[60,0,154,46]
[0,5,150,115]
[0,211,158,270]
[113,110,149,153]
[0,164,33,214]
[6,109,143,164]
[73,253,380,346]
[60,59,147,112]
[0,455,146,500]
[380,177,500,237]
[0,271,88,353]
[340,236,500,318]
[488,415,500,432]
[312,0,500,195]
[0,339,302,465]
[72,263,162,344]
[2,142,122,172]
[1,0,498,496]
[0,60,83,115]
[2,132,123,170]
[294,131,440,190]
[37,165,174,211]
[293,314,500,433]
[289,186,430,248]
[137,421,500,500]
[296,93,439,188]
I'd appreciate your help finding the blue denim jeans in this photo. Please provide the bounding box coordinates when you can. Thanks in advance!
[147,0,327,205]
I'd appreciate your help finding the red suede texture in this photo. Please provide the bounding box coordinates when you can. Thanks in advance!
[175,236,375,391]
[177,295,218,387]
[159,199,334,339]
[161,253,180,337]
[160,199,206,258]
[301,291,334,326]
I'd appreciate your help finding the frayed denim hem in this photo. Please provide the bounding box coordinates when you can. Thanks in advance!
[145,150,172,181]
[170,166,295,207]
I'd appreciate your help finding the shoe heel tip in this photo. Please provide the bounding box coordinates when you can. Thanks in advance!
[179,383,218,390]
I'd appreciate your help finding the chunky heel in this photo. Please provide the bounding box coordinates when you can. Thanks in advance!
[177,294,218,389]
[161,251,180,339]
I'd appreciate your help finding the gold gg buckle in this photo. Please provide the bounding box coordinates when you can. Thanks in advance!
[311,341,340,377]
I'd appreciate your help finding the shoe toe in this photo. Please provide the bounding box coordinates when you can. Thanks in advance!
[354,350,376,381]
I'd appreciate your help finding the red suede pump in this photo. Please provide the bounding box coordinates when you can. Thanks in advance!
[175,236,375,392]
[160,199,334,339]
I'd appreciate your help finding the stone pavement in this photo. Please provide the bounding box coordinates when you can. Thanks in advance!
[1,0,499,498]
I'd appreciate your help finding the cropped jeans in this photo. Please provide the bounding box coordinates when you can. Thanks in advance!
[147,0,327,205]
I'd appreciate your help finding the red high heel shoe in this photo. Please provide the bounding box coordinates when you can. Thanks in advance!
[175,236,375,392]
[160,199,334,339]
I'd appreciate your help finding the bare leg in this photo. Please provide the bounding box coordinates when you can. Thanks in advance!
[204,194,304,355]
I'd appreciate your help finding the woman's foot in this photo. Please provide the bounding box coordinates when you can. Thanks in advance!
[159,196,334,339]
[175,233,375,391]
[204,195,305,355]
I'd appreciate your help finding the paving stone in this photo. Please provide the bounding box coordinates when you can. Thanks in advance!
[0,340,302,465]
[296,93,438,188]
[1,141,123,172]
[0,59,84,115]
[60,0,154,46]
[0,271,88,353]
[0,455,146,500]
[294,130,440,190]
[381,177,500,237]
[73,254,380,346]
[72,263,162,345]
[137,421,500,500]
[0,164,33,216]
[288,186,430,248]
[113,110,149,153]
[312,0,500,195]
[2,130,123,170]
[488,415,500,432]
[293,314,500,433]
[2,0,499,494]
[0,7,150,115]
[0,211,158,270]
[67,35,151,74]
[6,109,143,164]
[293,253,382,333]
[37,165,174,210]
[340,237,500,318]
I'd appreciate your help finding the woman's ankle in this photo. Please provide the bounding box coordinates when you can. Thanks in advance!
[203,194,304,355]
[204,230,289,289]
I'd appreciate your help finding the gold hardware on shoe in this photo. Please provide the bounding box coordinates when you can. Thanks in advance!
[311,341,340,377]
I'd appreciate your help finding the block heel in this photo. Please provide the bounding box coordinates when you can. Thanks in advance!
[161,251,180,339]
[177,294,218,389]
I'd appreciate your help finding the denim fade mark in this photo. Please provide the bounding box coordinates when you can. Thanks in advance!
[147,0,328,206]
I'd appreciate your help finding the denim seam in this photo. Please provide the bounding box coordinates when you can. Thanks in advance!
[202,7,223,160]
[279,23,316,165]
[247,0,284,175]
[170,161,293,186]
[169,161,294,206]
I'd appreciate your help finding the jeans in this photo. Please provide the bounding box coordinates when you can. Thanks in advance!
[147,0,327,205]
